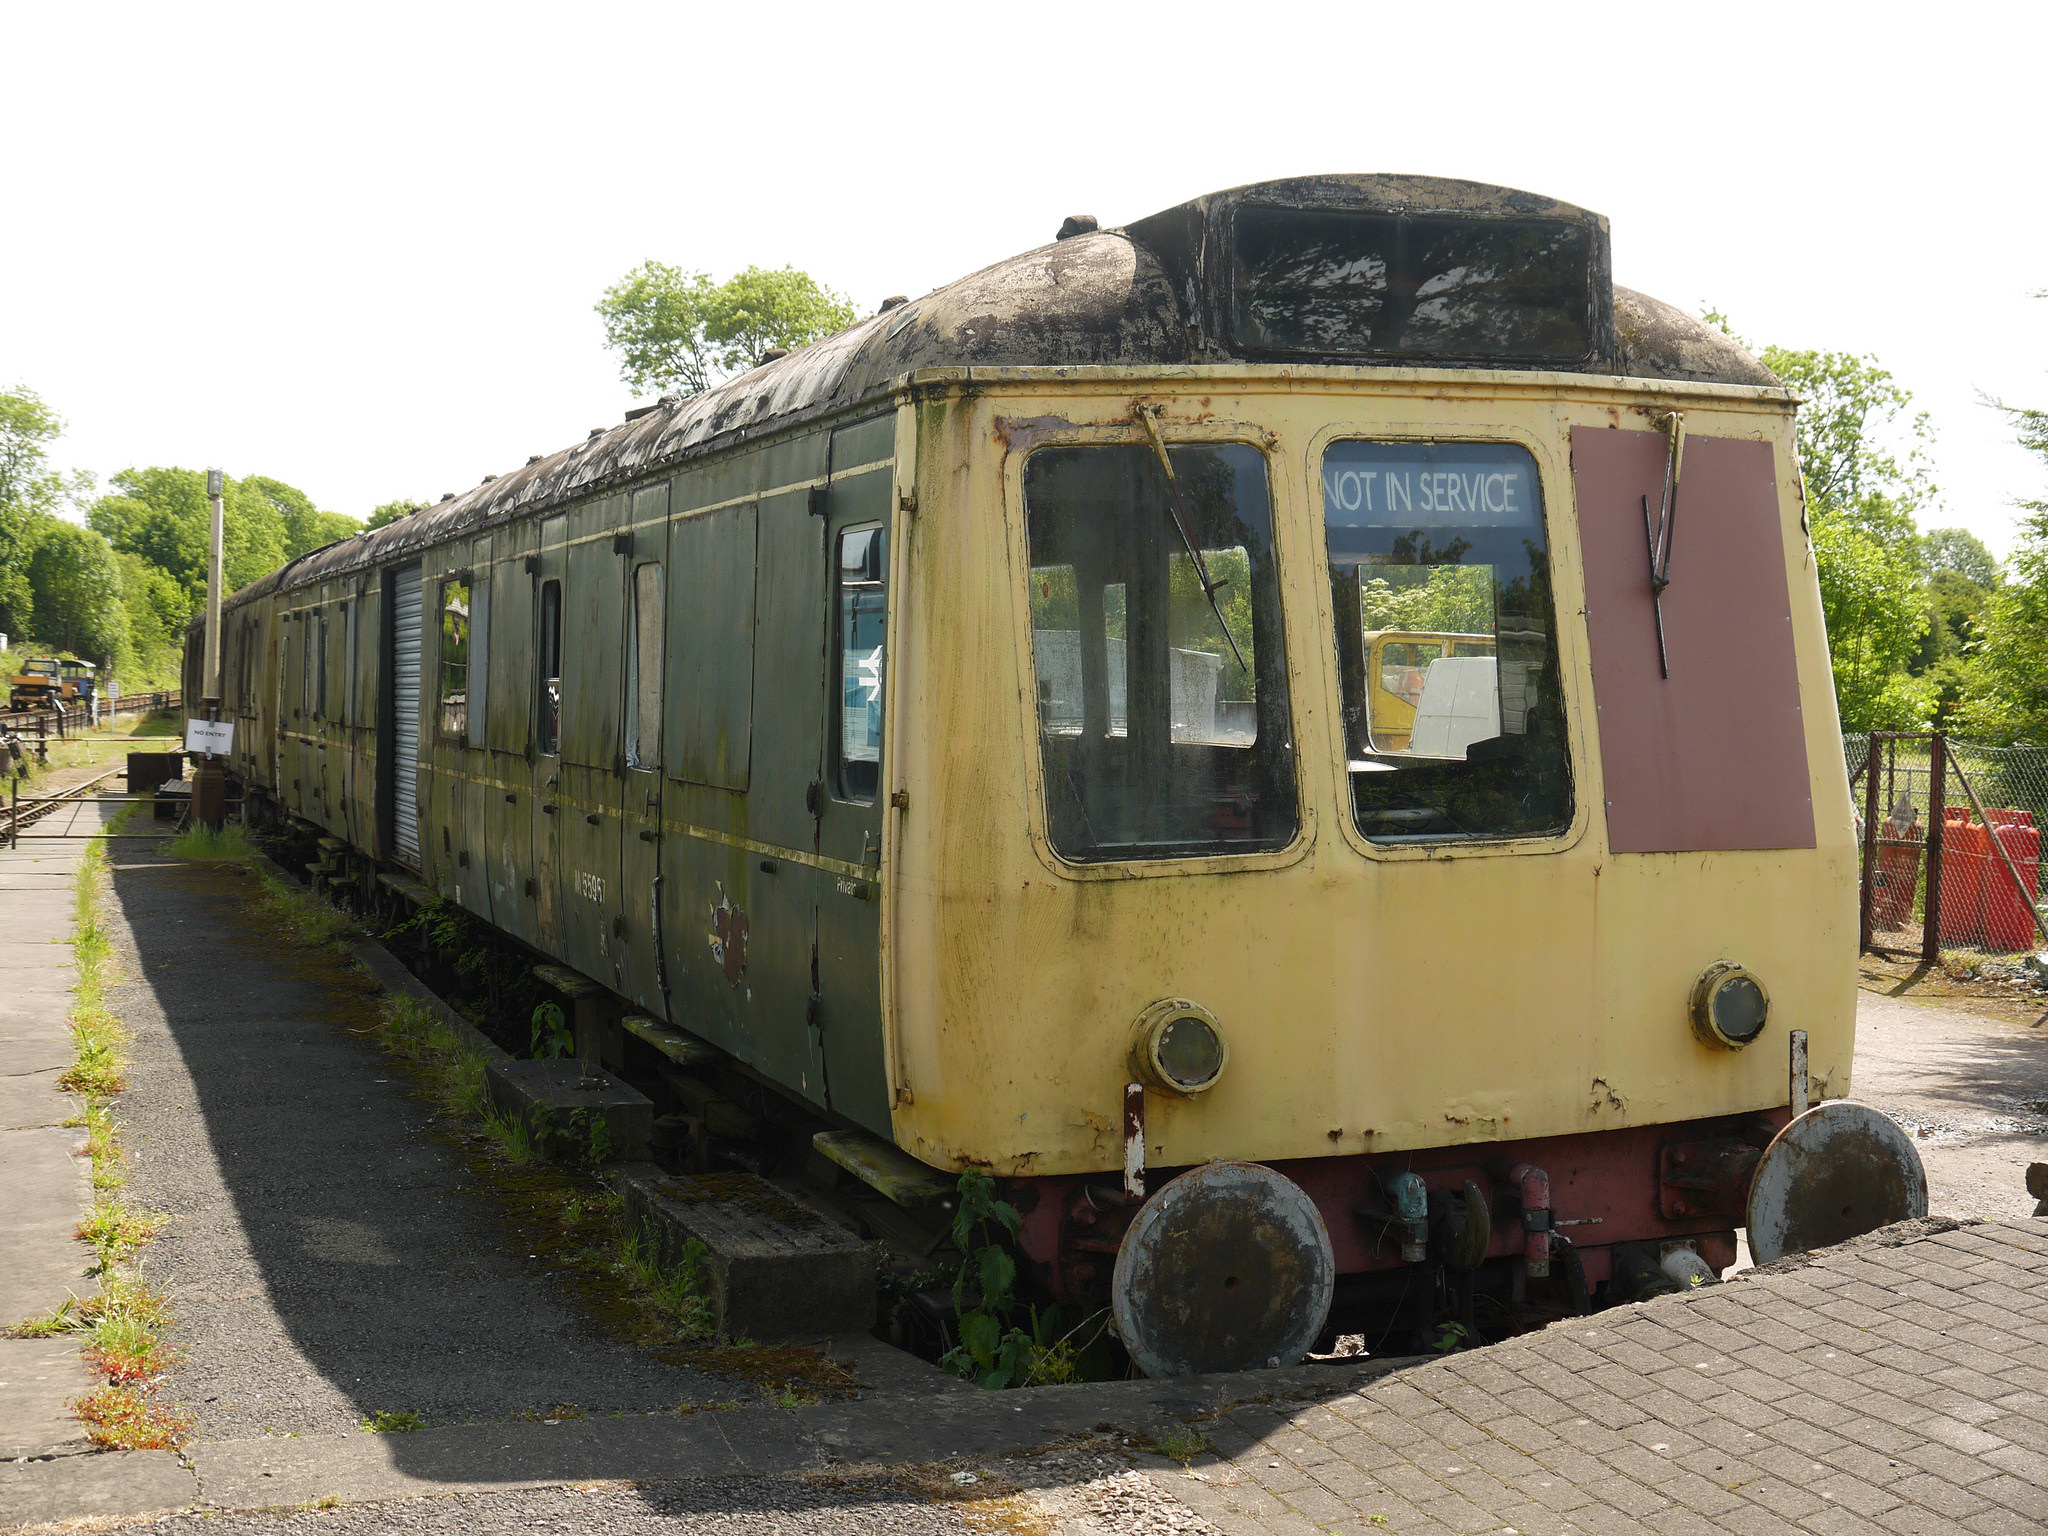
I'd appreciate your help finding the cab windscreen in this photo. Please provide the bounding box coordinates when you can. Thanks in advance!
[1232,206,1595,363]
[1024,443,1297,863]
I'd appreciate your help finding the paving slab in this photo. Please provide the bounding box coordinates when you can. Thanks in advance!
[0,1339,95,1461]
[0,1449,193,1529]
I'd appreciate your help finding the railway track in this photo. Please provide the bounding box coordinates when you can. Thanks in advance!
[1,765,130,847]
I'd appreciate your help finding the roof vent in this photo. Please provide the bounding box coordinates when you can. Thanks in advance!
[481,474,497,484]
[623,402,663,423]
[440,493,454,502]
[527,455,542,465]
[587,428,605,439]
[1056,214,1098,240]
[759,347,789,364]
[878,295,910,314]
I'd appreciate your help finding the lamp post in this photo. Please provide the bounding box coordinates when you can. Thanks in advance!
[191,468,227,828]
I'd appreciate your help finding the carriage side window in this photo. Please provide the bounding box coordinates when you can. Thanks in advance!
[537,578,562,756]
[1023,442,1296,862]
[834,528,886,803]
[626,561,663,770]
[314,610,328,720]
[1323,440,1571,842]
[465,581,489,748]
[437,578,471,741]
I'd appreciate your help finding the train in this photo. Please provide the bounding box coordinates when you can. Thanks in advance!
[189,174,1923,1375]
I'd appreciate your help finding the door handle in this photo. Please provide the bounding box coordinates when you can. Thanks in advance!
[541,803,557,815]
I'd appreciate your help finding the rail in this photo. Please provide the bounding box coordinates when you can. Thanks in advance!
[0,690,181,736]
[2,766,130,849]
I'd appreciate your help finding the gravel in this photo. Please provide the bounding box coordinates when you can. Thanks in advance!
[105,1475,1001,1535]
[102,851,726,1440]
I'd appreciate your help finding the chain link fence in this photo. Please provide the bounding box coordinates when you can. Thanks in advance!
[1844,733,2048,958]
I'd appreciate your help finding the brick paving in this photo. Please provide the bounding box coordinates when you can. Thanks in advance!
[1150,1218,2048,1536]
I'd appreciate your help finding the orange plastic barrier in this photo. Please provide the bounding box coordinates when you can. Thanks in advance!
[1936,810,1987,947]
[1874,816,1925,930]
[1982,810,2041,952]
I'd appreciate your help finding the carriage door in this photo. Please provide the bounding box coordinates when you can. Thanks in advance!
[813,418,897,1133]
[617,482,670,1013]
[382,566,426,868]
[530,517,568,949]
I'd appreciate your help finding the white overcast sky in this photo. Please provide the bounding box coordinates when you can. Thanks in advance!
[5,2,2043,554]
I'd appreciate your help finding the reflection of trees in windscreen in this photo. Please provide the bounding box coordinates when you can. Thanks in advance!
[1360,564,1495,636]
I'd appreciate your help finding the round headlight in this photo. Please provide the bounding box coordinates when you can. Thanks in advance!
[1690,962,1770,1050]
[1129,999,1229,1095]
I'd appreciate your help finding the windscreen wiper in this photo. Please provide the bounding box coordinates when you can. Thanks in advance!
[1640,410,1684,679]
[1134,404,1250,677]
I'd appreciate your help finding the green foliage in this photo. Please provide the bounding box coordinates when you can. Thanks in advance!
[1959,432,2048,741]
[0,385,93,636]
[935,1170,1101,1389]
[530,1000,572,1060]
[1760,345,1936,536]
[27,521,127,665]
[366,499,418,530]
[1811,513,1932,730]
[360,1409,425,1433]
[596,263,858,398]
[87,467,357,604]
[162,821,258,862]
[1359,564,1495,636]
[1923,527,2002,588]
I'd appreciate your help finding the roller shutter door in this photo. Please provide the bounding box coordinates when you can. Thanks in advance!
[391,567,423,867]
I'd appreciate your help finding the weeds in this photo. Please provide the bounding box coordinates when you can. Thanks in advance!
[252,873,361,950]
[162,822,259,862]
[74,1384,195,1450]
[360,1408,426,1433]
[530,1001,572,1059]
[1149,1425,1212,1466]
[76,1201,168,1272]
[617,1228,715,1338]
[939,1171,1108,1389]
[56,802,190,1450]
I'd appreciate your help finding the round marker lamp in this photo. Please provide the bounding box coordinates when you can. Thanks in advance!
[1690,962,1770,1050]
[1130,1000,1229,1096]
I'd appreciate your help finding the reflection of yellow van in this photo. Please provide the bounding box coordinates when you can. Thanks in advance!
[1363,631,1494,751]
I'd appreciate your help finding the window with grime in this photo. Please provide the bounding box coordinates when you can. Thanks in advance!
[1023,442,1296,862]
[437,577,471,741]
[1323,440,1571,842]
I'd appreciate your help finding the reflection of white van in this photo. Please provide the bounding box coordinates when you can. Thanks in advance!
[1408,655,1500,759]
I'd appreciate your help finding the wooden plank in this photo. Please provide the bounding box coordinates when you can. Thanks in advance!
[812,1129,956,1209]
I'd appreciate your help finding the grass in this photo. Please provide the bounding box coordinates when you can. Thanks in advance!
[1148,1424,1212,1467]
[163,821,259,862]
[360,1408,426,1433]
[43,799,190,1450]
[251,871,362,949]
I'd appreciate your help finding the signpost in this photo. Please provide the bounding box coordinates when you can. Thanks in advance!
[191,468,228,828]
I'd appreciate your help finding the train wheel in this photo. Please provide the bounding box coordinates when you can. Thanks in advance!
[1111,1162,1334,1378]
[1745,1101,1928,1266]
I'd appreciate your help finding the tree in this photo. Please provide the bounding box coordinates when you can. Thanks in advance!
[1923,527,2001,587]
[1810,515,1931,730]
[596,263,857,397]
[27,521,126,665]
[242,474,362,557]
[1760,347,1935,538]
[113,550,191,686]
[1960,325,2048,742]
[366,499,419,530]
[88,468,309,598]
[0,386,69,636]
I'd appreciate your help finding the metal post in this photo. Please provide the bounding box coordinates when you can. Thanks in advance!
[1860,734,1882,953]
[192,467,227,828]
[1923,733,1946,966]
[1790,1029,1809,1117]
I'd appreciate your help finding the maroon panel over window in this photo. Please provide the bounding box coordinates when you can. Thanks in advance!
[1571,428,1814,853]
